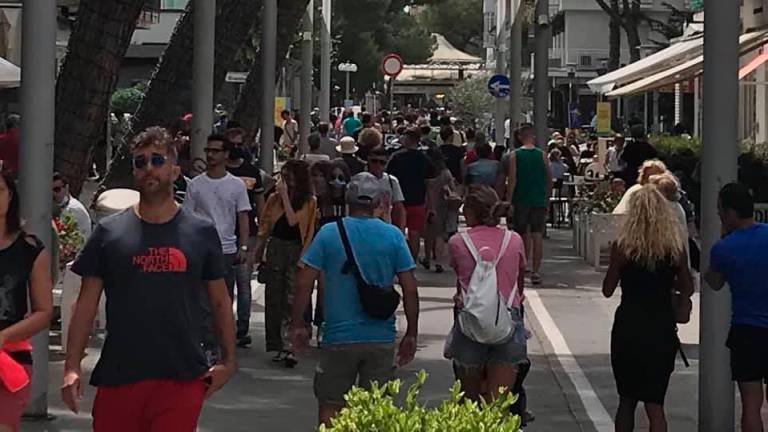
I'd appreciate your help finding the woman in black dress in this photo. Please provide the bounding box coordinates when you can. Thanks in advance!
[603,184,694,432]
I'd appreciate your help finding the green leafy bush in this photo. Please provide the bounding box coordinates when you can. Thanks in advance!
[649,134,701,158]
[320,370,521,432]
[110,87,145,114]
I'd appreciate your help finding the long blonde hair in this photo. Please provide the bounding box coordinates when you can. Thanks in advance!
[617,184,683,268]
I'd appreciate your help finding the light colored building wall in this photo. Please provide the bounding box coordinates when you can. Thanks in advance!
[131,9,183,45]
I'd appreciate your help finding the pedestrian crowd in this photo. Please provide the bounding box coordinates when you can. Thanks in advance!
[0,106,765,432]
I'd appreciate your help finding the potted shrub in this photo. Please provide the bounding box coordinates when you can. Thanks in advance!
[321,370,521,432]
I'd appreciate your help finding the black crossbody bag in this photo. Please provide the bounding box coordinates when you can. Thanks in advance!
[336,219,401,320]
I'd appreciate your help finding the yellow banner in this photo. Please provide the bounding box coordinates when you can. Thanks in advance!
[274,97,289,126]
[596,102,611,134]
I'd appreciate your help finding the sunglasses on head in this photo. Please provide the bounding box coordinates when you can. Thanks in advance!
[133,153,169,170]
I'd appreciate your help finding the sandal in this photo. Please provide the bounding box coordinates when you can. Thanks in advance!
[531,273,542,285]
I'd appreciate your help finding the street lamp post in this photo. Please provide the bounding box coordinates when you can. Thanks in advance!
[338,62,358,104]
[566,63,576,129]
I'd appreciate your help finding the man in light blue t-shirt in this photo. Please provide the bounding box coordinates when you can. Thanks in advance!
[290,172,419,428]
[706,183,768,432]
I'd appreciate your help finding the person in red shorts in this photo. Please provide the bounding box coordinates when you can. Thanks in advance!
[61,127,237,432]
[386,126,436,260]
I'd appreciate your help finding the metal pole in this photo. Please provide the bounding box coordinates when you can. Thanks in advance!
[319,0,331,122]
[652,91,659,132]
[509,15,522,129]
[191,0,216,166]
[699,0,739,429]
[643,92,648,133]
[494,12,507,148]
[534,0,550,148]
[390,77,395,111]
[20,0,56,417]
[345,71,350,102]
[260,0,277,174]
[299,1,313,157]
[694,77,700,137]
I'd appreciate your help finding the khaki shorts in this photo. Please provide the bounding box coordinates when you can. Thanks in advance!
[313,343,396,406]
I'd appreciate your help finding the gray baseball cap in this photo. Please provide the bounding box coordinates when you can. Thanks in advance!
[345,172,383,206]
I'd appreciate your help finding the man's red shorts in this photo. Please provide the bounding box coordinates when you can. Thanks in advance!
[93,379,206,432]
[405,205,426,232]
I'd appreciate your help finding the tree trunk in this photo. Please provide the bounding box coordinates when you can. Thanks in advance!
[623,0,642,62]
[101,0,262,189]
[54,0,146,195]
[608,0,621,71]
[231,0,310,133]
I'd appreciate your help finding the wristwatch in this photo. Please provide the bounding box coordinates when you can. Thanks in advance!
[240,245,248,252]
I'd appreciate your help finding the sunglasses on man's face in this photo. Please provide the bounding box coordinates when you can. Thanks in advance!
[369,158,388,166]
[133,153,169,170]
[204,147,226,154]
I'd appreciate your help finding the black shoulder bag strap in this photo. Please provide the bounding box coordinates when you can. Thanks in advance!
[336,219,364,283]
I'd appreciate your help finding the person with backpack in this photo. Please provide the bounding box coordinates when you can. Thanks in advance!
[446,185,527,402]
[289,172,420,427]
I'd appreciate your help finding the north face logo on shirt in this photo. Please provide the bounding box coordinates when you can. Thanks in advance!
[132,247,188,273]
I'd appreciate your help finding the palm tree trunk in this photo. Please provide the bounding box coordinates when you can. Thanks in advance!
[101,0,262,189]
[231,0,311,132]
[54,0,146,195]
[608,0,621,71]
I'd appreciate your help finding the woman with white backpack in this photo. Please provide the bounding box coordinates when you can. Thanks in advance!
[446,185,527,403]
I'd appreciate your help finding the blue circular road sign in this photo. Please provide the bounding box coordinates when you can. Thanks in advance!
[488,74,511,98]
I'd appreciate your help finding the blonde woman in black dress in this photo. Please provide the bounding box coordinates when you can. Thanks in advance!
[603,185,694,432]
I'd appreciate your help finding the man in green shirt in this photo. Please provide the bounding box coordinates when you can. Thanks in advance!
[505,124,552,285]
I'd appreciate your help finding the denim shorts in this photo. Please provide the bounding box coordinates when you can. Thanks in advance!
[450,308,528,371]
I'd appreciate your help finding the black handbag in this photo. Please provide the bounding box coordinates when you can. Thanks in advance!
[336,219,401,320]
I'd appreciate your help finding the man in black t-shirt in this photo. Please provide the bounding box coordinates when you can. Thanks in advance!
[621,125,658,186]
[226,146,264,347]
[387,126,437,260]
[62,127,236,431]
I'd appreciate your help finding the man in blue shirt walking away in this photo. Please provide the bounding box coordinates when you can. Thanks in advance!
[290,172,420,427]
[706,183,768,432]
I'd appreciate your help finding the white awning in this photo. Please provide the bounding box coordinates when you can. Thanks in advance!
[605,31,768,97]
[0,56,19,88]
[587,36,705,94]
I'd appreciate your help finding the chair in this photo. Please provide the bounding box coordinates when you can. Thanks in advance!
[549,179,570,228]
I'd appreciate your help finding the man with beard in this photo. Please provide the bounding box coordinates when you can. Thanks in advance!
[62,127,236,430]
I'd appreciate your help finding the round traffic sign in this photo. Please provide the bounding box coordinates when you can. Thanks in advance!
[487,74,512,98]
[381,53,404,77]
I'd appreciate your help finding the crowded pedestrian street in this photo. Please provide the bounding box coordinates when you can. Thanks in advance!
[17,229,759,431]
[1,0,767,431]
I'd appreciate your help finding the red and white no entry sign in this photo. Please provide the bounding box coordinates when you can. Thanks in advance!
[381,53,404,77]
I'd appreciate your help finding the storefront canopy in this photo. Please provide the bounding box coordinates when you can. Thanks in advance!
[603,30,768,98]
[587,36,704,94]
[0,56,19,88]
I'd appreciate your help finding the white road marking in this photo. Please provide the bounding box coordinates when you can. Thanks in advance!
[526,291,615,432]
